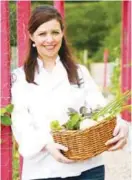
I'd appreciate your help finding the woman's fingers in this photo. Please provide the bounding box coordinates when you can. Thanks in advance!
[45,143,74,163]
[105,124,127,146]
[55,143,68,152]
[105,134,121,146]
[54,143,74,163]
[55,150,74,163]
[105,123,128,151]
[108,138,127,151]
[113,124,120,136]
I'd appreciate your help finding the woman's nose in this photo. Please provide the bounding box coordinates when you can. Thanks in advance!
[46,34,54,42]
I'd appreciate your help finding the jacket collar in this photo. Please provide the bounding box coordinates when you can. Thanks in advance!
[37,55,60,71]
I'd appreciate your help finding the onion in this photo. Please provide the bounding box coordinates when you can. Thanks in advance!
[80,119,97,130]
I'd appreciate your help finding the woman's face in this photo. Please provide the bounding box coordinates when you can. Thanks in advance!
[30,19,63,59]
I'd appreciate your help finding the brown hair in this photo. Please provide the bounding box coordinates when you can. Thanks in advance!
[24,5,80,86]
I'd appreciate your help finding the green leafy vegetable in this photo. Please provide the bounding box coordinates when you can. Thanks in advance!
[50,120,62,131]
[65,113,82,130]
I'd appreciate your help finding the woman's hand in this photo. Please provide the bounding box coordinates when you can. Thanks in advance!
[105,122,128,151]
[45,143,74,163]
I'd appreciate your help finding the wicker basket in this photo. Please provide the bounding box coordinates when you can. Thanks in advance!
[52,117,116,160]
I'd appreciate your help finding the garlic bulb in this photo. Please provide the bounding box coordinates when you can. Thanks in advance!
[80,119,97,130]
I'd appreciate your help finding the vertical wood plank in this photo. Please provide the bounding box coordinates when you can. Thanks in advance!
[1,1,12,180]
[54,0,65,18]
[16,1,31,178]
[121,0,131,121]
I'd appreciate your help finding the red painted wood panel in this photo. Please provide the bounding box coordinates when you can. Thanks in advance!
[121,0,131,121]
[17,1,31,67]
[103,49,109,89]
[54,0,65,18]
[16,1,31,178]
[1,1,12,180]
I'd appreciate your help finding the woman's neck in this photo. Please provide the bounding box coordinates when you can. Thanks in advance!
[38,55,58,71]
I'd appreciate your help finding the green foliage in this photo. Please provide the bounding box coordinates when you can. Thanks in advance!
[9,2,16,46]
[65,1,121,60]
[50,107,84,131]
[1,116,12,126]
[109,58,121,96]
[92,91,131,120]
[101,1,121,28]
[50,120,63,131]
[65,113,82,130]
[93,23,121,62]
[51,106,101,131]
[65,2,108,55]
[0,104,14,126]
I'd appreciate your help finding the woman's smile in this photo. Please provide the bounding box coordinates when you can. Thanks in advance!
[43,44,56,50]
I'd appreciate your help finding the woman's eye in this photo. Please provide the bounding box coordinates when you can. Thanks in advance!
[39,33,46,36]
[52,31,59,35]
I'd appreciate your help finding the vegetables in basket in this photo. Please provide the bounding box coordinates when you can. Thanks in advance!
[50,106,101,131]
[50,91,131,131]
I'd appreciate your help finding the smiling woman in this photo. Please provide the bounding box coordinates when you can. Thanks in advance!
[23,5,79,85]
[11,5,128,180]
[29,19,63,62]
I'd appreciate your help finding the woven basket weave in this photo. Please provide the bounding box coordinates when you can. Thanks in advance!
[52,117,116,160]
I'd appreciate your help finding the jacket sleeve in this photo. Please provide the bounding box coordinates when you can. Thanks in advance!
[79,64,107,109]
[11,68,53,159]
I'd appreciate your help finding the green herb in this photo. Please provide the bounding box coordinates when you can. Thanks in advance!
[65,113,82,130]
[92,91,131,120]
[51,107,85,131]
[50,120,62,131]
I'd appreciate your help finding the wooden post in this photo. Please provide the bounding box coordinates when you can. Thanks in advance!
[16,1,31,178]
[103,49,109,89]
[1,1,12,180]
[17,1,31,67]
[121,0,131,121]
[53,0,65,18]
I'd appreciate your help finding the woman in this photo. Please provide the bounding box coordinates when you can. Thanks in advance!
[11,5,128,180]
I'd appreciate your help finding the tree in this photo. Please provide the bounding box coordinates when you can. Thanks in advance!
[93,23,121,62]
[65,1,121,60]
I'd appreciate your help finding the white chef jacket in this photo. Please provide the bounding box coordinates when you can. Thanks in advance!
[11,56,110,180]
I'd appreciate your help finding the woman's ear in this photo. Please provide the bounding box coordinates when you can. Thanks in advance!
[29,33,34,42]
